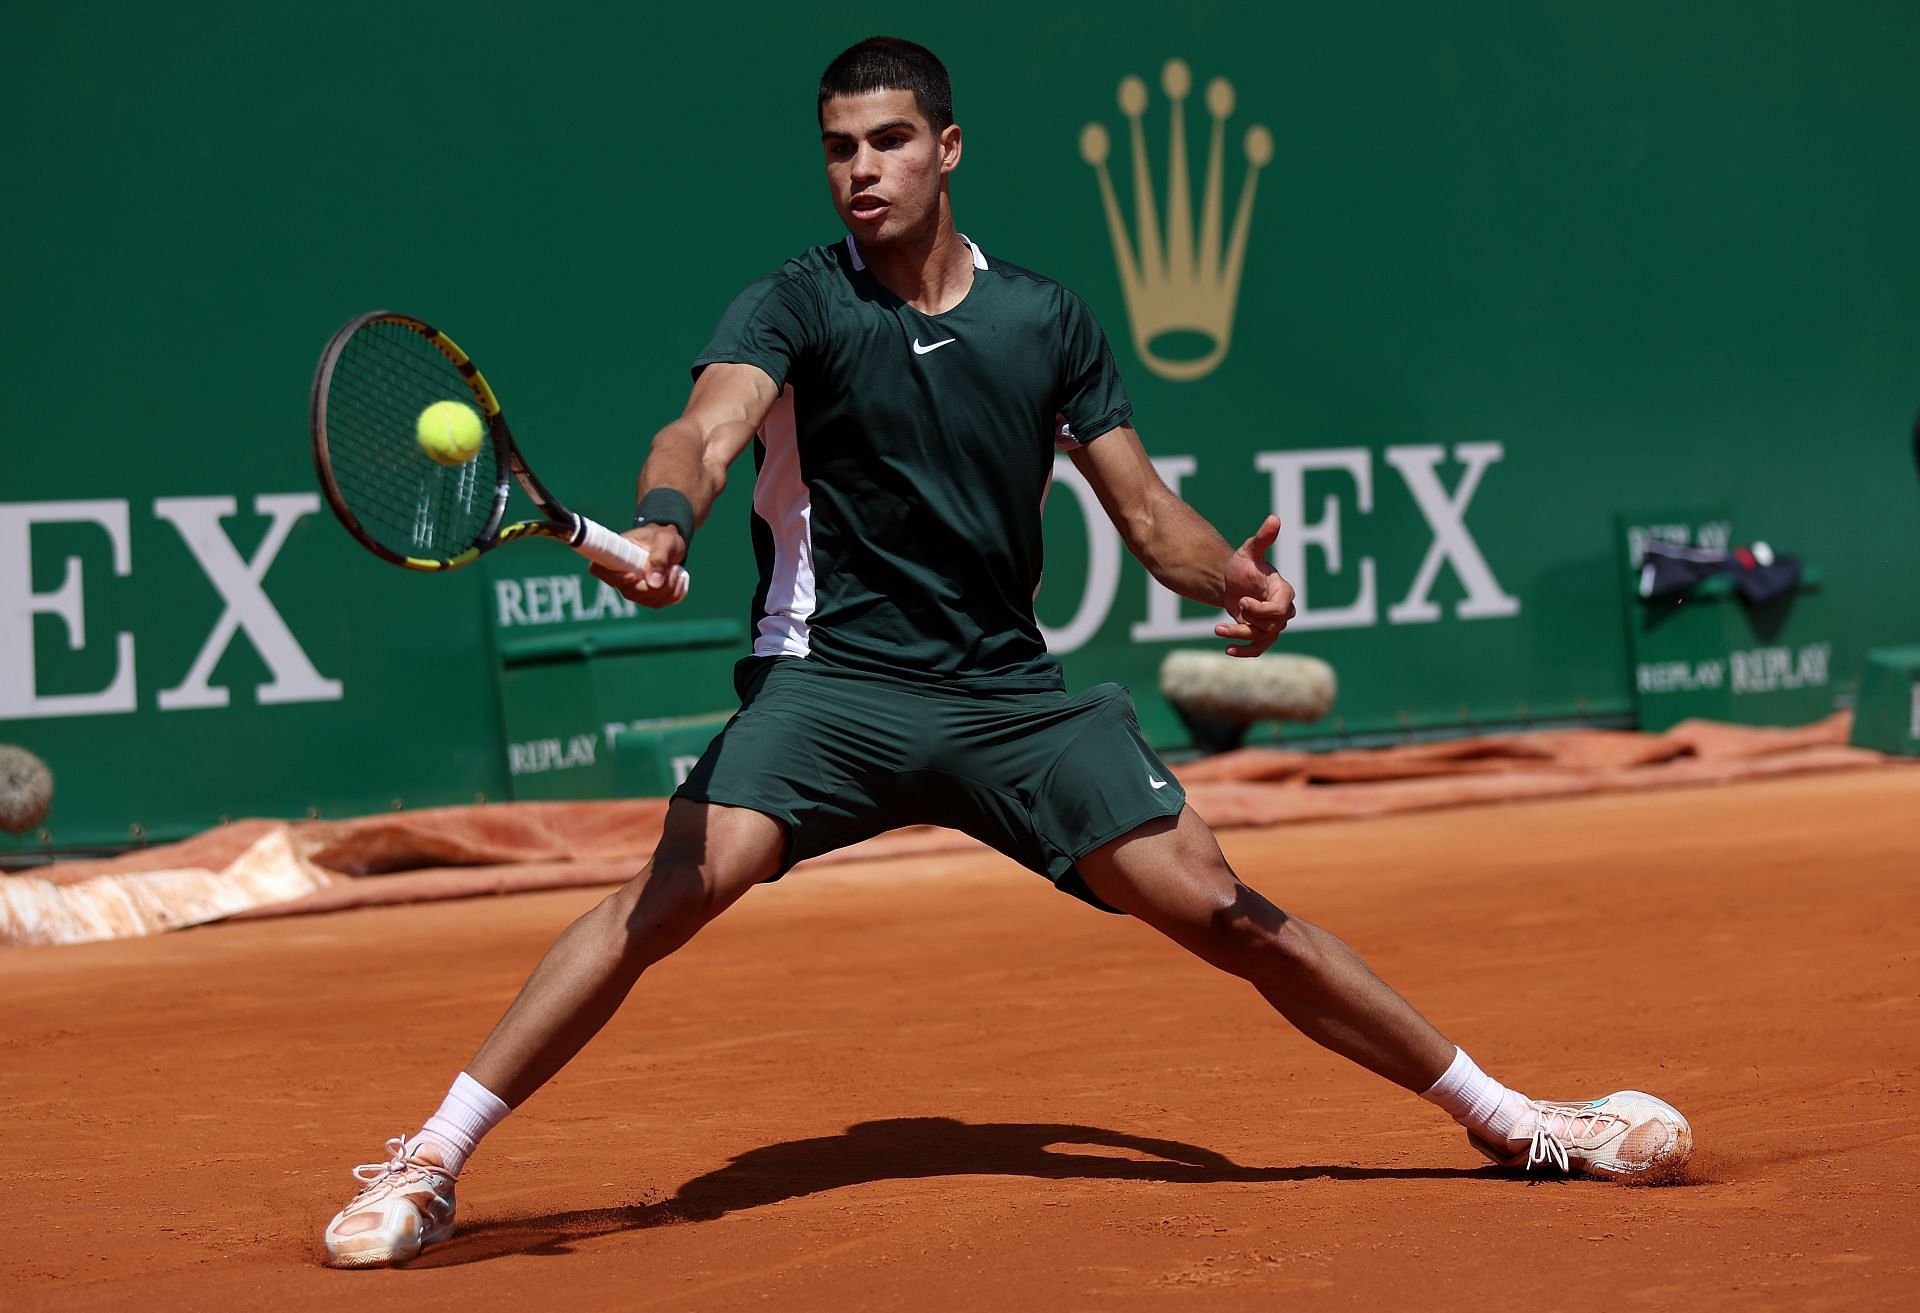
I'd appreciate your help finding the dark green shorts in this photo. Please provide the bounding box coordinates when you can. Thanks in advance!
[674,657,1187,910]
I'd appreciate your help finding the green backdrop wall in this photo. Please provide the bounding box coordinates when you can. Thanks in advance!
[5,1,1917,852]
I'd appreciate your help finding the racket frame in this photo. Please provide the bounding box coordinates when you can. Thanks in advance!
[311,310,684,594]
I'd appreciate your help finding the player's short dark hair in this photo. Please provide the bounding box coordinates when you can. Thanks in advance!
[817,37,954,134]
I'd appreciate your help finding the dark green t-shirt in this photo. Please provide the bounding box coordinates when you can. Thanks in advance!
[692,235,1131,689]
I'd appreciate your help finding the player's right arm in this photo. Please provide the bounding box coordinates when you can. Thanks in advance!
[591,362,780,607]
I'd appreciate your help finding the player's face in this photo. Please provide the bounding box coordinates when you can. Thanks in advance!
[820,89,960,247]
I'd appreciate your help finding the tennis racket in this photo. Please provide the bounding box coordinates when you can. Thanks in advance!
[309,309,689,598]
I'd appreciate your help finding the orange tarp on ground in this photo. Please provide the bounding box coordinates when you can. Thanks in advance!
[1,713,1899,947]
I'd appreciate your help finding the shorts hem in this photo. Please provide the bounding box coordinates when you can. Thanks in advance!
[1045,789,1189,914]
[1054,791,1188,878]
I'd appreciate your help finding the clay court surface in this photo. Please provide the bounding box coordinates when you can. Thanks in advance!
[5,768,1916,1311]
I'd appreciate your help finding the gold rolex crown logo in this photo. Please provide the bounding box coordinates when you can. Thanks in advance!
[1081,59,1272,382]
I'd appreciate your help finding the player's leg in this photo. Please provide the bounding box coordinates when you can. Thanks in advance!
[465,798,787,1105]
[961,684,1452,1089]
[1072,807,1693,1179]
[322,798,784,1267]
[1073,807,1453,1090]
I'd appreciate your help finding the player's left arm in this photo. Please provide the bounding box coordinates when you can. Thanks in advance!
[1069,424,1296,657]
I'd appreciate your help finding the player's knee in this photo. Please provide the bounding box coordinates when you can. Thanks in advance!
[1204,888,1313,979]
[606,855,719,960]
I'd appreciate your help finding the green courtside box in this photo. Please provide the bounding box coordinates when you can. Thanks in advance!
[607,713,737,797]
[1849,647,1920,757]
[1618,510,1840,733]
[490,569,743,801]
[494,627,740,801]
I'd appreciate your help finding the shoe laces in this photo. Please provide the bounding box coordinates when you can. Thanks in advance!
[1524,1102,1620,1172]
[349,1135,444,1199]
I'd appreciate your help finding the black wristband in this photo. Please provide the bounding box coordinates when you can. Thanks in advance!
[633,488,696,549]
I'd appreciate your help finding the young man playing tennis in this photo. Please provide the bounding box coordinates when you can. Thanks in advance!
[323,37,1692,1267]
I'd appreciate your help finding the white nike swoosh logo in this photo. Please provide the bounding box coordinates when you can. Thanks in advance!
[912,337,957,355]
[1149,775,1168,790]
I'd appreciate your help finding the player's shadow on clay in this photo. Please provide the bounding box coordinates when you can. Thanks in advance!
[418,1116,1482,1267]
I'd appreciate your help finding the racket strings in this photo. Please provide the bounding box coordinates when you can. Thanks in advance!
[323,321,503,561]
[327,394,487,545]
[329,382,493,556]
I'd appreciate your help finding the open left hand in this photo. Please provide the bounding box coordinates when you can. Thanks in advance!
[1215,515,1297,657]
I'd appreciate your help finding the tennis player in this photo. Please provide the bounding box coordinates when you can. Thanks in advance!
[324,37,1692,1267]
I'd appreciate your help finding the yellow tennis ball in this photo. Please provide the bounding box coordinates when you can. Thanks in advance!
[416,400,485,466]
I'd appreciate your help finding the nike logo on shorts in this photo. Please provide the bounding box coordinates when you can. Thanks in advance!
[1148,775,1168,789]
[913,337,957,355]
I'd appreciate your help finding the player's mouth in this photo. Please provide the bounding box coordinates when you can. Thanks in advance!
[848,194,890,223]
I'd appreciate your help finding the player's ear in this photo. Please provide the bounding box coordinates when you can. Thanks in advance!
[939,122,962,175]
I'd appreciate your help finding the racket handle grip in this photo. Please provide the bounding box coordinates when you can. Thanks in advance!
[573,515,691,602]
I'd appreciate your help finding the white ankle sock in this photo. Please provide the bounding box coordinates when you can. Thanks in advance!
[1421,1047,1532,1143]
[410,1072,511,1175]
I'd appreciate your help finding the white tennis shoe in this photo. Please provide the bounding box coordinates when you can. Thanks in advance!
[323,1136,458,1268]
[1470,1090,1693,1181]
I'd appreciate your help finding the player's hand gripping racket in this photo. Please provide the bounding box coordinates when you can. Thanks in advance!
[309,310,689,599]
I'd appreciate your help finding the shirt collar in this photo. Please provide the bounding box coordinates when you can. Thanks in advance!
[842,233,989,272]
